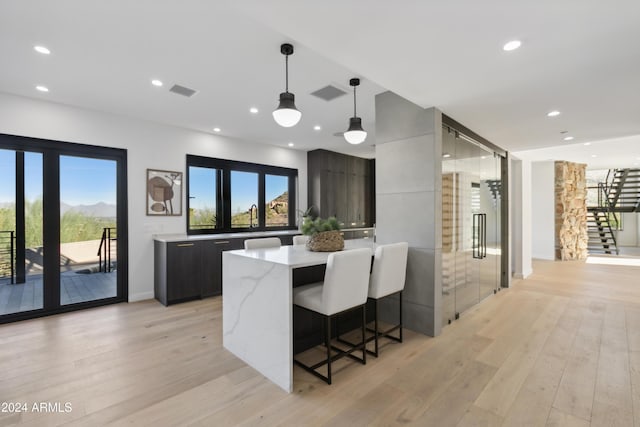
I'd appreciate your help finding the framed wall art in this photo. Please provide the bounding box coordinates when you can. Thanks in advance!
[146,169,182,216]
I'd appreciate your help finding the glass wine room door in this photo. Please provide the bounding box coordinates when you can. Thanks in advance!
[441,126,503,326]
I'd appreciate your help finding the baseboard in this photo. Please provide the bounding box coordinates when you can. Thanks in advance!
[129,291,154,302]
[513,271,531,280]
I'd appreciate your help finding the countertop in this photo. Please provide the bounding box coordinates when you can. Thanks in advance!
[224,238,377,268]
[153,227,375,243]
[153,229,301,243]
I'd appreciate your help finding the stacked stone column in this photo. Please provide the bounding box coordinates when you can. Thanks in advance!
[554,161,588,260]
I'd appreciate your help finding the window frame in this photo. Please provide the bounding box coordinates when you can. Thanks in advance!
[186,154,297,235]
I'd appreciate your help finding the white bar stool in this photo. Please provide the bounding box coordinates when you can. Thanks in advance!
[366,242,409,357]
[244,237,281,250]
[292,247,372,385]
[293,235,309,246]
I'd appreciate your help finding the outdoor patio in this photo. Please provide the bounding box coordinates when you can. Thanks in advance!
[0,270,116,316]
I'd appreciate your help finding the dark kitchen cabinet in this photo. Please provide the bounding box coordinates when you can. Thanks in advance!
[155,234,297,305]
[308,149,374,227]
[155,240,202,305]
[201,238,243,297]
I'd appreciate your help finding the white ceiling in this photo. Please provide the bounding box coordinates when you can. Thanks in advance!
[1,1,640,160]
[513,134,640,170]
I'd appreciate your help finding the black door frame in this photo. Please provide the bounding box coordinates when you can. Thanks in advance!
[0,133,128,324]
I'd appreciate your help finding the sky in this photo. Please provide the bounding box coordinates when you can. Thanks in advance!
[188,166,288,214]
[0,149,116,206]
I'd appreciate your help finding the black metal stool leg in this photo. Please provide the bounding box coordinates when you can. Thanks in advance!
[326,315,332,385]
[374,298,379,357]
[361,305,367,364]
[399,291,403,343]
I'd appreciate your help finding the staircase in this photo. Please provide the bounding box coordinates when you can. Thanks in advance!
[484,179,502,208]
[586,208,619,255]
[606,168,640,212]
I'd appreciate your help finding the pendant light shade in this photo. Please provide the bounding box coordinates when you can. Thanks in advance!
[273,43,302,128]
[344,117,367,144]
[272,92,302,128]
[344,78,367,144]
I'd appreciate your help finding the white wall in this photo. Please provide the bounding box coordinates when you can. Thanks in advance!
[511,157,533,278]
[615,212,639,247]
[0,93,307,302]
[531,161,555,260]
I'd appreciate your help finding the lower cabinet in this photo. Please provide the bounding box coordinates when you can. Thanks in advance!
[155,234,296,305]
[201,239,243,298]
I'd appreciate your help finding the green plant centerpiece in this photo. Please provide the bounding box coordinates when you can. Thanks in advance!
[300,215,344,252]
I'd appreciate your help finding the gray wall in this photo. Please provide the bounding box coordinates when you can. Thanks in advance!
[375,91,443,336]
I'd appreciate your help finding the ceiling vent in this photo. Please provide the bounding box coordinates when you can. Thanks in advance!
[311,85,347,101]
[169,84,197,97]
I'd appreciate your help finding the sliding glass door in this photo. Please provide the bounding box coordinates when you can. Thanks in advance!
[441,126,503,326]
[0,149,44,316]
[0,134,127,323]
[59,155,118,306]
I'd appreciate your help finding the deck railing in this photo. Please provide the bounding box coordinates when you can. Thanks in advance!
[0,231,15,283]
[97,227,117,273]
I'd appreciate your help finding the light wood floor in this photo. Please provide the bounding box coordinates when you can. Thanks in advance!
[1,257,639,426]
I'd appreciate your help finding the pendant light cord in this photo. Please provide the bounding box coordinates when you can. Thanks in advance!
[353,85,357,117]
[285,54,289,93]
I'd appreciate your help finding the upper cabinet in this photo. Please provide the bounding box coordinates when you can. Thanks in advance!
[307,149,375,228]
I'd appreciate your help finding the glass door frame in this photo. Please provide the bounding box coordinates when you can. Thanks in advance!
[0,133,128,324]
[441,115,509,326]
[443,115,508,290]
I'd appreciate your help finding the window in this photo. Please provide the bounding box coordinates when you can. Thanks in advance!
[186,155,297,234]
[188,166,218,231]
[265,174,289,227]
[231,171,259,228]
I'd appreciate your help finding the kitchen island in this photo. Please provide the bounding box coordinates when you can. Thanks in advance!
[222,238,376,393]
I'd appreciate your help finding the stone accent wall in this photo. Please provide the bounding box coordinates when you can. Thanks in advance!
[554,161,588,260]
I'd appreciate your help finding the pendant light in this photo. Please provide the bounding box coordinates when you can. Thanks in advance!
[343,78,367,144]
[272,43,302,128]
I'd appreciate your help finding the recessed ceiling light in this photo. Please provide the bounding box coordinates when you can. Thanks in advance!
[591,155,597,158]
[34,45,50,55]
[35,85,49,92]
[443,153,451,158]
[563,136,574,141]
[213,127,221,132]
[313,125,321,131]
[481,156,487,159]
[250,107,259,114]
[548,111,561,117]
[583,142,591,146]
[288,142,294,147]
[503,40,522,51]
[151,79,163,87]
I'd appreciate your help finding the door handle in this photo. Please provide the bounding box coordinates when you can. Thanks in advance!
[481,213,487,259]
[473,214,481,259]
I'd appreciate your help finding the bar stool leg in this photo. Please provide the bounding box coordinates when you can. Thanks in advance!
[399,291,403,342]
[326,315,332,385]
[361,305,367,364]
[374,298,380,357]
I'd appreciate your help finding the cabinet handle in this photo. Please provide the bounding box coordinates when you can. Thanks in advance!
[214,241,230,244]
[176,243,194,247]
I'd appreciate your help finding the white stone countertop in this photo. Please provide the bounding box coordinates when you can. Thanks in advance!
[153,229,301,242]
[153,228,374,243]
[225,238,377,268]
